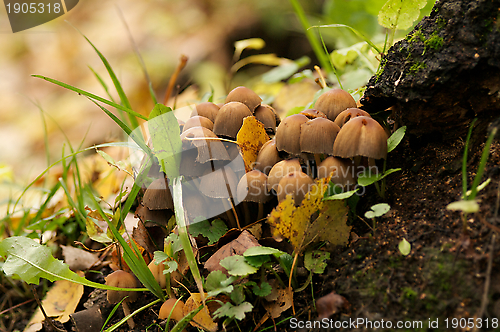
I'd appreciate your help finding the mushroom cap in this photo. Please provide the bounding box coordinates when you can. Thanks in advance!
[254,104,279,134]
[225,86,262,112]
[275,114,309,155]
[180,126,230,163]
[236,170,271,204]
[276,171,314,206]
[190,102,219,122]
[267,158,302,192]
[182,116,214,133]
[253,138,282,175]
[299,118,340,155]
[105,270,138,304]
[299,109,327,119]
[158,298,185,321]
[143,177,174,210]
[332,116,388,159]
[148,261,167,289]
[179,149,211,177]
[318,156,356,187]
[315,89,357,122]
[213,102,252,139]
[183,190,208,223]
[199,167,239,199]
[334,108,371,128]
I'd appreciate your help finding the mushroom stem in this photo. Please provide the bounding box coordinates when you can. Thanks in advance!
[121,301,135,329]
[222,199,238,229]
[243,202,252,226]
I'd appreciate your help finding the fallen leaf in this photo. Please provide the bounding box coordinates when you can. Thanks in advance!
[305,200,351,246]
[204,230,260,274]
[316,291,349,320]
[183,293,218,332]
[262,284,293,319]
[61,245,99,271]
[24,274,84,332]
[236,116,269,172]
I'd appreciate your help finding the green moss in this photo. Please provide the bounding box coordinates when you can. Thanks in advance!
[409,61,427,74]
[423,33,444,54]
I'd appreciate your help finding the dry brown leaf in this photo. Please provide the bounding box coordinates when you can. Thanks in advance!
[306,200,351,246]
[61,245,99,271]
[183,293,218,332]
[262,285,293,319]
[236,116,269,171]
[316,291,349,320]
[204,230,260,274]
[24,274,84,332]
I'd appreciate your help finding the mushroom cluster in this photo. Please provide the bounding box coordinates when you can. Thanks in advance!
[137,87,387,228]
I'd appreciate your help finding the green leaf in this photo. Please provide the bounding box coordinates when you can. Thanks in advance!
[304,250,330,274]
[148,104,182,178]
[234,38,266,61]
[230,285,245,305]
[163,261,178,274]
[244,255,270,268]
[358,168,401,186]
[378,0,428,30]
[323,188,359,201]
[365,203,391,219]
[261,56,310,83]
[205,271,235,297]
[220,255,259,276]
[165,233,183,256]
[244,246,285,258]
[446,200,480,213]
[213,302,253,321]
[277,253,294,278]
[388,126,406,153]
[0,237,145,292]
[188,219,228,245]
[154,251,169,265]
[252,282,272,297]
[398,238,411,256]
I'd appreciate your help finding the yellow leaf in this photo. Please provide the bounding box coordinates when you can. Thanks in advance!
[183,293,218,332]
[24,275,84,332]
[236,116,269,172]
[266,177,349,252]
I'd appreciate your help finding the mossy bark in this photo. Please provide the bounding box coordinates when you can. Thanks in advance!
[361,0,500,145]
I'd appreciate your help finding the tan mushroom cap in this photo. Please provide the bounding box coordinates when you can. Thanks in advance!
[334,108,371,128]
[236,170,271,204]
[191,102,219,122]
[299,109,327,119]
[180,126,230,164]
[199,167,239,199]
[182,116,214,132]
[105,270,138,304]
[225,86,262,112]
[300,117,340,155]
[254,104,278,134]
[318,156,356,187]
[253,138,282,175]
[276,171,314,205]
[315,88,357,122]
[275,114,308,156]
[332,116,388,159]
[158,298,185,322]
[213,102,252,139]
[179,149,211,177]
[143,177,174,210]
[267,158,302,192]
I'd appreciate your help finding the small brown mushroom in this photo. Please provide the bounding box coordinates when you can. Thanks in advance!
[180,126,230,164]
[182,116,214,132]
[253,138,282,175]
[267,159,302,193]
[190,102,219,122]
[275,114,309,156]
[333,108,371,128]
[159,298,185,323]
[105,270,138,329]
[225,86,262,112]
[143,177,174,210]
[254,104,279,135]
[300,117,340,156]
[314,88,357,122]
[237,170,271,222]
[318,156,356,188]
[276,171,314,206]
[213,102,252,139]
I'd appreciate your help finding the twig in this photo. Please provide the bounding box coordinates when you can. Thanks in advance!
[31,286,66,332]
[163,55,188,105]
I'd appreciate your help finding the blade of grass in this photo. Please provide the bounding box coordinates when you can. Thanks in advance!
[317,30,342,89]
[289,0,331,74]
[32,75,147,121]
[310,24,382,55]
[87,188,165,301]
[463,118,477,198]
[469,126,497,200]
[104,298,161,332]
[77,31,140,129]
[88,65,116,104]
